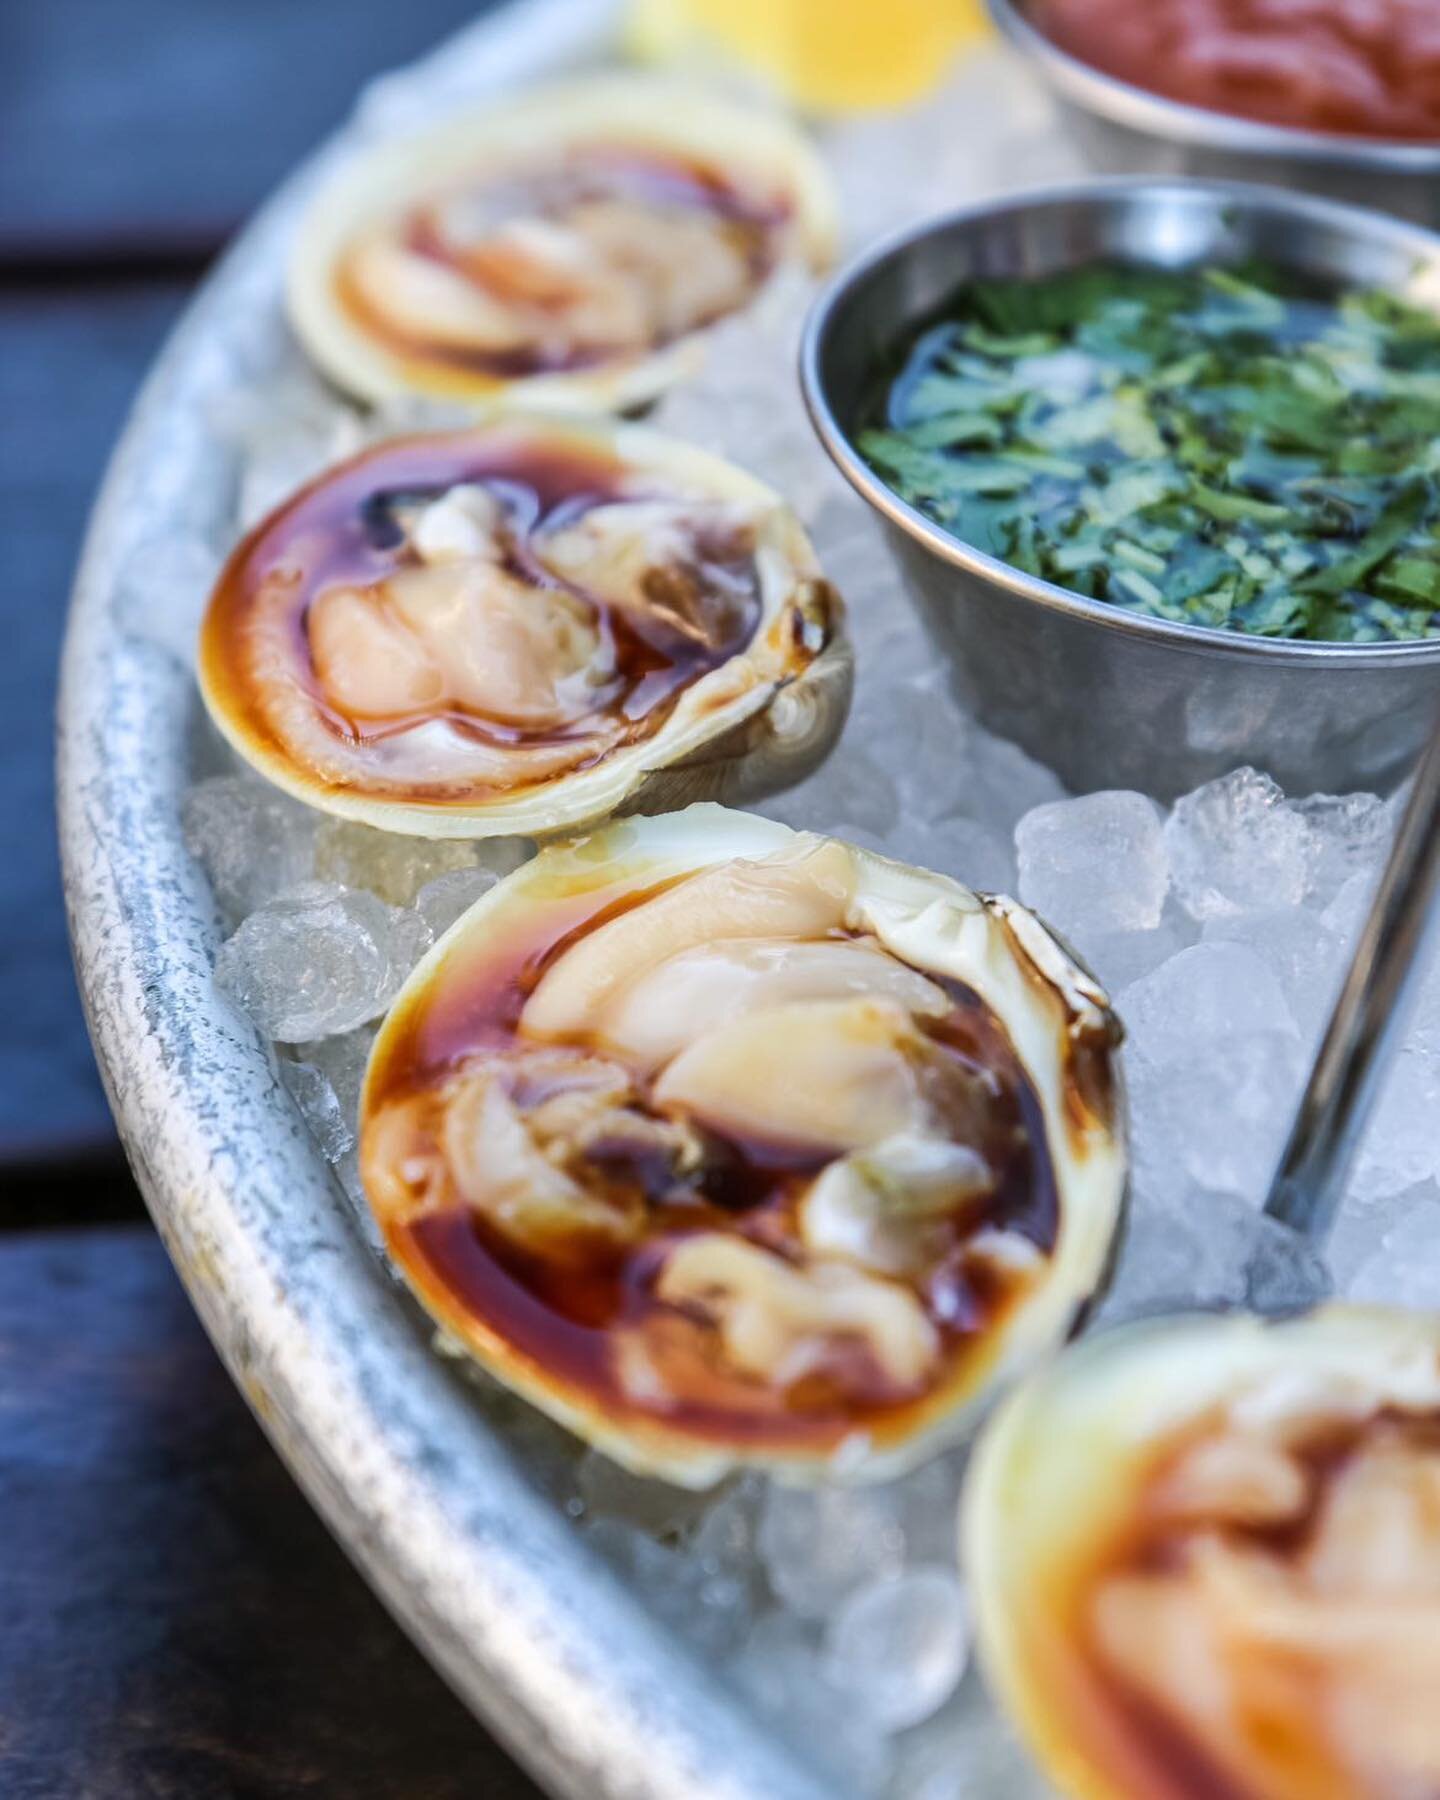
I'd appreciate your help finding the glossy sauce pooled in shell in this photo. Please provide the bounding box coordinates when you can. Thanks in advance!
[334,144,793,382]
[198,421,839,833]
[358,822,1116,1478]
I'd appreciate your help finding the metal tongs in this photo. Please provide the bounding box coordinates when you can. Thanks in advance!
[1260,705,1440,1293]
[960,712,1440,1800]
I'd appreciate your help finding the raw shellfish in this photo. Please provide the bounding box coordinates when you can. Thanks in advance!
[964,1305,1440,1800]
[198,416,850,837]
[288,75,835,412]
[359,806,1127,1485]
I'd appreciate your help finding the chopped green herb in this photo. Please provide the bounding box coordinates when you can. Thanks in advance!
[861,260,1440,642]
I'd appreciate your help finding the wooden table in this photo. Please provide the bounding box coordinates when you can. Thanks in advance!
[0,1225,543,1799]
[1,2,550,1790]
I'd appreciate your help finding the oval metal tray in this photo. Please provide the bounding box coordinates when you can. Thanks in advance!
[56,3,834,1796]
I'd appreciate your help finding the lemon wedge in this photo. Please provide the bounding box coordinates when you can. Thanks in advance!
[627,0,991,113]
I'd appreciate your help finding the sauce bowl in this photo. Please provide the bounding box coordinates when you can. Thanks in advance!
[987,0,1440,228]
[800,177,1440,799]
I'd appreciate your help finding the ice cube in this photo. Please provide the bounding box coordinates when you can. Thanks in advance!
[961,729,1068,837]
[414,866,501,939]
[758,1483,906,1620]
[576,1450,709,1540]
[1165,769,1316,921]
[730,1614,892,1795]
[585,1521,755,1659]
[931,819,1018,896]
[291,1024,378,1131]
[766,745,901,844]
[889,1681,1056,1800]
[880,1450,968,1570]
[1323,868,1381,947]
[1202,907,1348,1046]
[1100,1203,1224,1323]
[1103,1192,1329,1324]
[1083,913,1194,993]
[278,1058,353,1163]
[214,882,430,1041]
[1328,1178,1435,1286]
[886,673,978,818]
[1347,1041,1440,1204]
[1128,1030,1305,1202]
[473,836,535,880]
[211,372,364,530]
[1291,792,1390,907]
[682,1477,769,1653]
[1345,1184,1440,1306]
[1119,942,1298,1070]
[821,1567,969,1732]
[1015,791,1168,947]
[1120,944,1306,1211]
[687,1475,765,1579]
[312,817,483,907]
[182,774,318,921]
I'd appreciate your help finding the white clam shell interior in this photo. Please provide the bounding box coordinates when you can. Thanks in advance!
[287,73,838,413]
[362,804,1129,1486]
[198,416,850,839]
[963,1304,1440,1798]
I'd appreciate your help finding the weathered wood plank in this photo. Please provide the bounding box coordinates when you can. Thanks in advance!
[0,0,500,257]
[0,1224,545,1799]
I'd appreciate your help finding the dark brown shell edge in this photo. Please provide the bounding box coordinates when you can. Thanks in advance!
[615,588,855,818]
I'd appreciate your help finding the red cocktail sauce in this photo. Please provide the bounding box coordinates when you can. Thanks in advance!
[1034,0,1440,141]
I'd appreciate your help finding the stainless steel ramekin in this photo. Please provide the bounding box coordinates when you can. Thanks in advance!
[800,178,1440,799]
[987,0,1440,227]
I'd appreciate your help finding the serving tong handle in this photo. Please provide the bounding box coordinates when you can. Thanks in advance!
[1264,707,1440,1249]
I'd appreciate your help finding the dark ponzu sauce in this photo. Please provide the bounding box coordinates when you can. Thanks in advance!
[337,143,790,378]
[368,868,1062,1452]
[200,430,763,800]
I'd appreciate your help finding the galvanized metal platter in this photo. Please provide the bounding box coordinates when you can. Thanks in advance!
[56,3,836,1795]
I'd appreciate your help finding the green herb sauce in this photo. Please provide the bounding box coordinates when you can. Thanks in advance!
[860,261,1440,642]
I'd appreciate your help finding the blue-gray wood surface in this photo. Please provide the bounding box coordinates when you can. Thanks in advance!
[0,0,503,1169]
[0,1225,544,1799]
[0,3,550,1794]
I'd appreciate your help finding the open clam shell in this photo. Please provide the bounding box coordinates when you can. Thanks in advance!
[197,414,851,838]
[358,805,1127,1487]
[963,1305,1440,1800]
[288,74,836,413]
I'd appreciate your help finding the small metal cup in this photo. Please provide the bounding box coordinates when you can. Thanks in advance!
[800,179,1440,800]
[986,0,1440,229]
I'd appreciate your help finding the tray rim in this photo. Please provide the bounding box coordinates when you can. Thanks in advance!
[55,5,834,1797]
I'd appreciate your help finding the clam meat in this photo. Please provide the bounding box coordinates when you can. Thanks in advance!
[964,1305,1440,1800]
[287,75,836,412]
[198,416,850,837]
[359,806,1127,1486]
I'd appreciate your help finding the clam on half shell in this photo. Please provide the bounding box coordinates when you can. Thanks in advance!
[359,806,1127,1487]
[198,415,850,838]
[287,75,836,413]
[963,1306,1440,1800]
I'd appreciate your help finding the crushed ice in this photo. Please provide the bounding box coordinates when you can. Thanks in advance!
[151,41,1440,1800]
